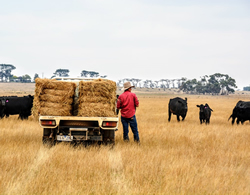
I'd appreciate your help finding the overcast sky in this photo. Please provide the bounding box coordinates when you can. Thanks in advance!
[0,0,249,89]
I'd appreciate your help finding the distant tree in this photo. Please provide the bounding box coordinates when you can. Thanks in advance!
[179,77,187,89]
[200,75,208,86]
[154,80,160,88]
[117,79,123,87]
[159,79,171,90]
[165,79,171,88]
[88,71,99,78]
[117,78,142,88]
[81,70,100,78]
[159,79,166,90]
[0,64,16,82]
[134,79,141,88]
[180,78,198,93]
[81,70,89,77]
[219,74,237,93]
[11,75,19,79]
[171,79,176,88]
[188,79,198,93]
[207,73,237,94]
[18,76,23,82]
[179,73,237,95]
[9,75,19,82]
[143,80,152,88]
[51,69,69,78]
[160,84,166,91]
[149,80,155,88]
[22,74,31,83]
[195,81,205,94]
[33,73,39,81]
[176,79,181,88]
[207,74,222,94]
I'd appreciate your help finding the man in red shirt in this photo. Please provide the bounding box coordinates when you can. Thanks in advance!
[117,82,140,143]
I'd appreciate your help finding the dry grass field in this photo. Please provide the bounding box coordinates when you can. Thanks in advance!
[0,83,250,194]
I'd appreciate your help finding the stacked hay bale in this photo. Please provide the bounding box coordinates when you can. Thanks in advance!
[78,79,117,117]
[32,78,76,117]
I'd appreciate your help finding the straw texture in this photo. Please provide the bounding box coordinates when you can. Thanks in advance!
[78,79,117,117]
[32,78,76,117]
[32,78,117,118]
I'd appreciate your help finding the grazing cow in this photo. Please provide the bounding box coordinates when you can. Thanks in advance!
[168,97,188,122]
[0,95,34,120]
[196,103,213,124]
[228,100,250,124]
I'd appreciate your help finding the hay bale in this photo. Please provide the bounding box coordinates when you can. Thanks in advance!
[40,101,72,110]
[78,79,116,98]
[32,78,117,118]
[78,79,116,117]
[78,103,116,117]
[78,96,111,103]
[31,96,41,119]
[43,89,75,96]
[32,78,76,117]
[39,94,74,104]
[35,78,76,90]
[39,107,72,116]
[78,79,117,117]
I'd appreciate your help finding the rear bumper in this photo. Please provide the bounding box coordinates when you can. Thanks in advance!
[39,115,119,130]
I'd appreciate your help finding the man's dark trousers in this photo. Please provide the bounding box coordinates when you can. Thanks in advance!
[121,115,140,142]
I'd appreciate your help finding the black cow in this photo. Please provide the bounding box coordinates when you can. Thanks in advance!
[0,95,34,120]
[0,96,18,118]
[228,100,250,125]
[236,108,250,124]
[196,103,213,124]
[168,97,188,122]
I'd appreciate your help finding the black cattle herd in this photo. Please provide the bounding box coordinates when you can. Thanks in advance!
[167,97,250,125]
[0,95,249,125]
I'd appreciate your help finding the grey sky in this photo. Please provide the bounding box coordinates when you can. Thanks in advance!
[0,0,249,89]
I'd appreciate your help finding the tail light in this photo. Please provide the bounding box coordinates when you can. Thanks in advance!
[41,120,56,126]
[102,121,117,127]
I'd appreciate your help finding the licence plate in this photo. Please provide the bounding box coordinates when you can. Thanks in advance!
[57,135,73,141]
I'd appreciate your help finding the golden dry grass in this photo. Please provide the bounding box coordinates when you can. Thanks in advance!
[0,85,250,194]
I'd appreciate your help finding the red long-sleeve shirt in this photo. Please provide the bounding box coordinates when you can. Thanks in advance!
[117,90,139,118]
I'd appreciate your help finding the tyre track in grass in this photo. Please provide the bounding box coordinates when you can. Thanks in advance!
[5,146,52,195]
[108,149,131,194]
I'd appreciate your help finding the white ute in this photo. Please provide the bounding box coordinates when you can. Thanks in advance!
[39,77,119,146]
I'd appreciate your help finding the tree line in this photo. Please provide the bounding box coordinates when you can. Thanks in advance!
[117,73,238,95]
[0,66,107,83]
[51,69,107,78]
[0,64,246,94]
